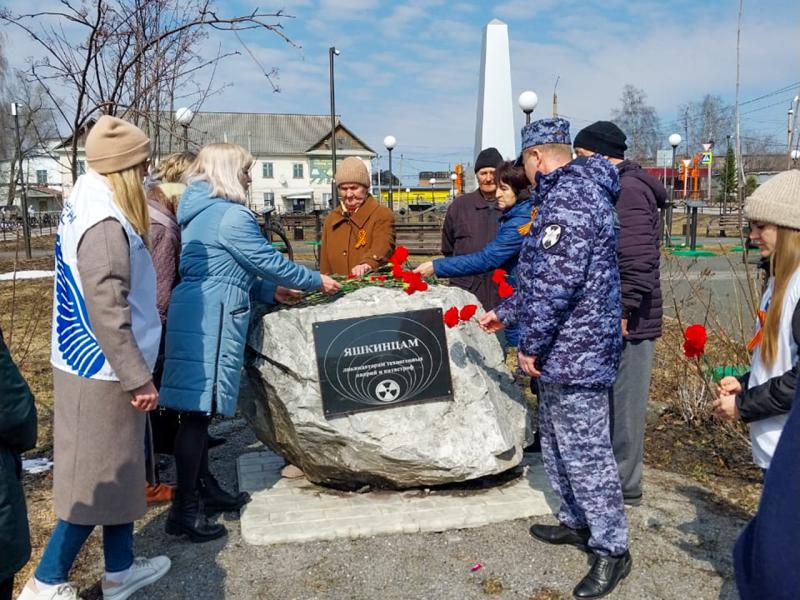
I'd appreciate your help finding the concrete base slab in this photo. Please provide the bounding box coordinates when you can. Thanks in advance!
[238,450,558,546]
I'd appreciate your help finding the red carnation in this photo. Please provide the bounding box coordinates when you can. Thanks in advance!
[443,307,460,328]
[492,268,507,284]
[683,324,707,358]
[459,304,478,321]
[389,246,409,266]
[347,274,356,279]
[498,280,514,298]
[391,264,404,279]
[378,275,387,281]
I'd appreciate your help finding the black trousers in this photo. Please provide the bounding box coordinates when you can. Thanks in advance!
[0,575,14,600]
[173,412,211,493]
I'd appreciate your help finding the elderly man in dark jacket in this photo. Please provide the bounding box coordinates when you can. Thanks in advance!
[0,327,37,600]
[441,147,504,310]
[574,121,666,506]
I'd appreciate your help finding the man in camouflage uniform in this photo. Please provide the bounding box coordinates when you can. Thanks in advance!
[480,118,631,599]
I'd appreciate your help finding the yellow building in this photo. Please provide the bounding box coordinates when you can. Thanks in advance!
[374,186,454,207]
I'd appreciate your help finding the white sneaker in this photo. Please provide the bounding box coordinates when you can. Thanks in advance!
[102,556,171,600]
[16,580,82,600]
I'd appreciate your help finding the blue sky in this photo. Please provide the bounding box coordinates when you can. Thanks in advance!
[4,0,800,183]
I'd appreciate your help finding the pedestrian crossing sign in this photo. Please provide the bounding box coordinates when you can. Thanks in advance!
[700,151,713,166]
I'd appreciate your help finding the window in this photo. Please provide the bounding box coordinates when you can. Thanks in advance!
[262,162,273,178]
[322,192,332,208]
[292,163,304,179]
[36,170,47,185]
[78,161,86,175]
[292,198,306,213]
[263,192,274,207]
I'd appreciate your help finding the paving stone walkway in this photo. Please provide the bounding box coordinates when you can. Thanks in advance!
[238,451,558,545]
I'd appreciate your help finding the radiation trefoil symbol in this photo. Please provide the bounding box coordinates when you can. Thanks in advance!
[374,379,401,402]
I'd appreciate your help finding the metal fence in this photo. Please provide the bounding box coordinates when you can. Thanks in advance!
[0,211,61,242]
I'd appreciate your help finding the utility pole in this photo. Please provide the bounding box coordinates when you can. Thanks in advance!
[552,76,560,117]
[11,102,32,259]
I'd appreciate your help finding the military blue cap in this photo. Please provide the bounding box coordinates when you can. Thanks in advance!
[520,117,571,151]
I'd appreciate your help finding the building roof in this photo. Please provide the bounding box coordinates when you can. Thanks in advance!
[742,153,790,174]
[165,112,376,157]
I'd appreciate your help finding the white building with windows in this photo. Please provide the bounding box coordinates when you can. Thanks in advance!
[162,112,376,214]
[1,112,375,216]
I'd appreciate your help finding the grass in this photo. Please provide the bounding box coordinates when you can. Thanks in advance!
[2,262,765,594]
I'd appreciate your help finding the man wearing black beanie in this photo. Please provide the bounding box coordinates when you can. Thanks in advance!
[574,121,667,507]
[441,147,504,310]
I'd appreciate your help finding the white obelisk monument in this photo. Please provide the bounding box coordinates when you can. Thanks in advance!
[474,19,515,160]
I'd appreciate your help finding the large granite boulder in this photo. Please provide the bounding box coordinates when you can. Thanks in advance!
[239,285,533,489]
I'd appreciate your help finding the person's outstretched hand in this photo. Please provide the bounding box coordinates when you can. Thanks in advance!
[717,375,742,395]
[130,380,158,412]
[413,262,435,278]
[350,263,372,277]
[478,310,505,333]
[275,286,303,305]
[320,274,342,294]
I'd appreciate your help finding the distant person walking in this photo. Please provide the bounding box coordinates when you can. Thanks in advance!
[0,327,37,600]
[19,116,170,600]
[441,147,504,310]
[158,143,340,543]
[574,121,666,506]
[714,170,800,470]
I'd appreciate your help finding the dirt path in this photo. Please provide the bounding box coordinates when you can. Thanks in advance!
[17,417,748,600]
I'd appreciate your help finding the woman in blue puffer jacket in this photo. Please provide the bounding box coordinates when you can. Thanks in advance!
[415,161,535,347]
[159,143,340,543]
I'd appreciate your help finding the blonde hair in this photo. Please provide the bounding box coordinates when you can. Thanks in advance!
[107,165,150,247]
[761,226,800,368]
[146,184,176,216]
[184,143,252,204]
[157,152,197,183]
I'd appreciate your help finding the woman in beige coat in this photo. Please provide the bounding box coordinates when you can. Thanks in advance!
[18,117,170,600]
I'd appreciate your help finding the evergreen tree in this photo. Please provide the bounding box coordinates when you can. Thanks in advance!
[721,145,737,203]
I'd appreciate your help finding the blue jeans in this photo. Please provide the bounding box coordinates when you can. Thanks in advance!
[35,520,134,584]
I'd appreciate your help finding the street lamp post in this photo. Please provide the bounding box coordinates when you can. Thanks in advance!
[383,135,396,212]
[429,177,436,206]
[663,133,681,247]
[329,47,340,209]
[518,91,539,125]
[175,107,194,152]
[450,172,457,199]
[11,102,32,259]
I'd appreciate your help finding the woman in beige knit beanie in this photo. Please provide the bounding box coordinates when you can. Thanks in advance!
[20,115,171,600]
[714,169,800,471]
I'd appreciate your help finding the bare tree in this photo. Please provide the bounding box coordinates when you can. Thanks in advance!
[0,37,59,206]
[0,1,296,182]
[677,94,735,153]
[610,84,661,161]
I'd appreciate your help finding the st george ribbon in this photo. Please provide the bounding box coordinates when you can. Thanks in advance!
[313,308,453,418]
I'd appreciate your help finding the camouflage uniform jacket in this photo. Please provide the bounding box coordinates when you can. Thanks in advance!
[495,154,622,387]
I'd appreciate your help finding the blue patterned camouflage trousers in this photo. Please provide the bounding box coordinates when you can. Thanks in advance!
[537,381,629,556]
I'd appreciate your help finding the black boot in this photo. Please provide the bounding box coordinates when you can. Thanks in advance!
[530,523,591,549]
[165,490,227,543]
[572,550,632,599]
[198,473,250,515]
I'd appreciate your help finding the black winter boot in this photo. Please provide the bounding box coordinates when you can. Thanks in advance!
[198,473,250,515]
[165,490,227,543]
[572,550,632,599]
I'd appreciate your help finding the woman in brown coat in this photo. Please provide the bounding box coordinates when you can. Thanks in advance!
[320,157,395,276]
[19,117,170,600]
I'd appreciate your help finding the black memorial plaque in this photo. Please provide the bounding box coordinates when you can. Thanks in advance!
[313,308,453,418]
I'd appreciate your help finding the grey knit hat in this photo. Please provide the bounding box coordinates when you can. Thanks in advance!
[745,170,800,229]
